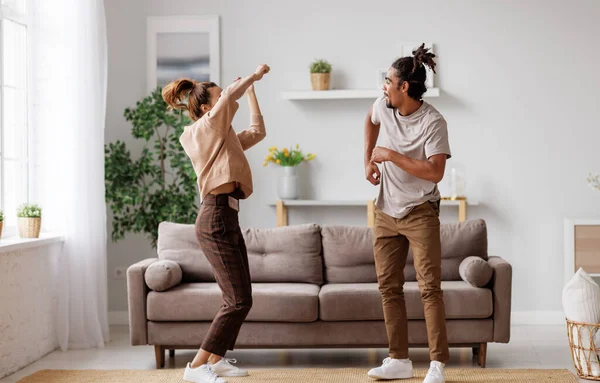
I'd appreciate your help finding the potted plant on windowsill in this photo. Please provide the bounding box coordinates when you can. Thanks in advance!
[310,58,332,91]
[0,209,3,238]
[17,204,42,239]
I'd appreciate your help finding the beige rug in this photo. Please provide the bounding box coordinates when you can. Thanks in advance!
[16,368,578,383]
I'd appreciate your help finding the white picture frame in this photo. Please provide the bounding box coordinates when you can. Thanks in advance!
[146,15,220,93]
[376,68,388,89]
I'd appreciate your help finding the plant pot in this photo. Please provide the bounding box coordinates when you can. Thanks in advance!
[0,221,3,238]
[310,73,330,91]
[18,217,41,238]
[278,166,299,200]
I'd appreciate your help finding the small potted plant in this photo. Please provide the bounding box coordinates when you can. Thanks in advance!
[0,209,3,238]
[309,58,332,91]
[17,203,42,238]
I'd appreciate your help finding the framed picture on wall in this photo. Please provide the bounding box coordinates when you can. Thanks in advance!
[146,15,220,93]
[376,68,388,89]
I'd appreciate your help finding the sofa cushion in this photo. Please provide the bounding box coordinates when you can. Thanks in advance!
[459,256,493,287]
[157,222,215,283]
[147,283,320,322]
[144,260,182,292]
[321,219,488,282]
[319,281,493,321]
[157,222,323,284]
[242,224,323,284]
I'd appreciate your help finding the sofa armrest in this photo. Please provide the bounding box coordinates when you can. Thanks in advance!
[127,258,158,345]
[488,256,512,343]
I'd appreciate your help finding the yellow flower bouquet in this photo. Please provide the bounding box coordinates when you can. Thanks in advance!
[263,144,316,167]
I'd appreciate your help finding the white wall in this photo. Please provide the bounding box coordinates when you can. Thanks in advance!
[104,0,600,317]
[0,244,62,378]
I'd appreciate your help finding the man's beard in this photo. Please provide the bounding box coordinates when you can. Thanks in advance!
[384,94,395,109]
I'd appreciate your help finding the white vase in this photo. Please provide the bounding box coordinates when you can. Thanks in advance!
[278,166,299,200]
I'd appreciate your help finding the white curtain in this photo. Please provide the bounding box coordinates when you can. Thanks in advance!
[32,0,109,349]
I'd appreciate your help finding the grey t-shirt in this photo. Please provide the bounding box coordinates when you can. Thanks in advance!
[371,96,451,219]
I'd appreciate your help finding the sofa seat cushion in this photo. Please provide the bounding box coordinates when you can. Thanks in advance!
[147,283,320,322]
[319,281,492,321]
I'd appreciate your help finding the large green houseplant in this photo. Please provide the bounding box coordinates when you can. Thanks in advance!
[105,86,198,247]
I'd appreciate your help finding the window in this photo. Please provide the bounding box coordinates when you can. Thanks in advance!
[0,0,31,231]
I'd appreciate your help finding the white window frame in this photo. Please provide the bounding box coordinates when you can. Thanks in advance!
[0,0,33,236]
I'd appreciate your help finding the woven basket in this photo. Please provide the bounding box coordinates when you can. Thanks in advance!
[18,217,41,238]
[310,73,330,91]
[567,318,600,380]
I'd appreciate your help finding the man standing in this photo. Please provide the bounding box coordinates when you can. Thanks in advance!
[365,44,451,383]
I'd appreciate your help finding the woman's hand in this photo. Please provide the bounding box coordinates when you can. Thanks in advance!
[254,64,270,81]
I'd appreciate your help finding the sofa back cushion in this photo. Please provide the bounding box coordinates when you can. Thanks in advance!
[321,219,488,283]
[157,222,324,284]
[157,222,216,283]
[242,223,323,284]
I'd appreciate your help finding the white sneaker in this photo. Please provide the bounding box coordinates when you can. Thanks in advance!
[423,361,445,383]
[368,357,413,380]
[210,358,249,377]
[183,363,226,383]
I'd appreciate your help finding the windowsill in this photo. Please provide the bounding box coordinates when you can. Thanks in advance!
[0,233,66,253]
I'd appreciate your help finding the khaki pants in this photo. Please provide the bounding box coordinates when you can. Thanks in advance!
[373,201,449,362]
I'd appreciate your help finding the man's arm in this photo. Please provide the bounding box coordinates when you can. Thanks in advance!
[371,147,447,184]
[364,107,381,185]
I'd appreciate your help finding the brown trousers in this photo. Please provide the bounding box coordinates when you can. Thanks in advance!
[195,190,252,357]
[373,201,449,362]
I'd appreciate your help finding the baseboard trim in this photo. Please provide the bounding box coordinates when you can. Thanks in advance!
[108,311,129,325]
[511,310,564,325]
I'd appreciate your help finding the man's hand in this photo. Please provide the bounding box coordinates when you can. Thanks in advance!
[371,146,393,164]
[365,162,381,185]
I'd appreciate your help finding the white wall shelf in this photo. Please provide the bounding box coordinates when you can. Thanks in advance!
[267,199,476,207]
[268,198,476,227]
[281,88,440,100]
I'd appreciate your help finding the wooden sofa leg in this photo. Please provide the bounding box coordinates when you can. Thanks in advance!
[478,343,487,368]
[155,345,165,369]
[169,349,175,358]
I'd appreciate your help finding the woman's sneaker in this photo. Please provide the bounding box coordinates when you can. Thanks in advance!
[367,357,413,380]
[210,358,249,377]
[183,363,226,383]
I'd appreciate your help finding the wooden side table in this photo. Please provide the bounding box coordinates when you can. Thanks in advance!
[564,218,600,283]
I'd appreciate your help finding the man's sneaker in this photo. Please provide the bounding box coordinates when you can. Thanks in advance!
[367,357,413,380]
[210,358,249,377]
[183,363,226,383]
[423,361,445,383]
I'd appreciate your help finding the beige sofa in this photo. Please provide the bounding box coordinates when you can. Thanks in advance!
[127,219,511,369]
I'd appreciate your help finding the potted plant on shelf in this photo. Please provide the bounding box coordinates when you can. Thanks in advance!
[263,145,316,199]
[310,58,332,91]
[17,203,42,238]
